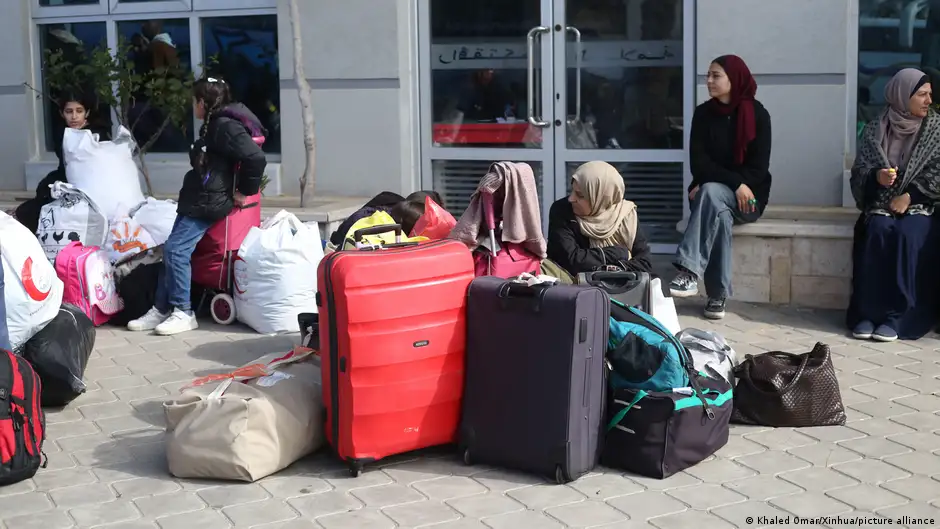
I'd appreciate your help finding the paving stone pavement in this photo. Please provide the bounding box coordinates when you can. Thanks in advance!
[3,300,940,529]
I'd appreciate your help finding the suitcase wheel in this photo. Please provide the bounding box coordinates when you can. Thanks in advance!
[462,448,472,466]
[555,466,569,485]
[210,293,237,325]
[348,461,363,478]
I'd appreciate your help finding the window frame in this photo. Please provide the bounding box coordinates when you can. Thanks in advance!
[32,0,109,19]
[32,4,281,161]
[108,0,192,16]
[193,0,276,10]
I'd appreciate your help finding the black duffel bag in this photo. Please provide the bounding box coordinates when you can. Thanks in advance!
[21,303,96,406]
[602,372,732,479]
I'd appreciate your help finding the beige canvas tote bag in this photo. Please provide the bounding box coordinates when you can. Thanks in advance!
[164,348,324,481]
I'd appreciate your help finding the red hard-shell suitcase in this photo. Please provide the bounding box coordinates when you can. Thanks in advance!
[316,225,474,476]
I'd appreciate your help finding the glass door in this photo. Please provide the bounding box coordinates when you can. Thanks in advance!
[418,0,556,220]
[418,0,693,248]
[551,0,694,249]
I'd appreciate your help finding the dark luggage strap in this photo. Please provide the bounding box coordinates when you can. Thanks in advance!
[606,390,648,431]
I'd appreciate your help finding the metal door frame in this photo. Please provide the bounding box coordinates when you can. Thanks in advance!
[417,0,557,224]
[550,0,695,254]
[416,0,695,252]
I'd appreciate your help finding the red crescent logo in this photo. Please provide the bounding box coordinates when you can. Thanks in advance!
[233,254,247,295]
[21,257,51,302]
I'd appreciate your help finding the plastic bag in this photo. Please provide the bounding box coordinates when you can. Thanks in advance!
[37,182,108,264]
[650,277,681,335]
[411,196,457,239]
[106,213,156,264]
[130,198,178,246]
[63,126,145,220]
[234,211,324,334]
[676,328,738,384]
[0,212,64,351]
[21,304,96,406]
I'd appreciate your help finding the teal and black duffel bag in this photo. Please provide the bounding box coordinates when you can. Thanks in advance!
[602,372,733,479]
[607,301,690,392]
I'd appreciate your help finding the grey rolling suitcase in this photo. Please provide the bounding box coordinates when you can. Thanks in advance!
[460,276,609,484]
[577,271,651,311]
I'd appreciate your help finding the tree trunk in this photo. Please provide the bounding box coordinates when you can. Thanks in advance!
[137,153,155,197]
[289,0,317,207]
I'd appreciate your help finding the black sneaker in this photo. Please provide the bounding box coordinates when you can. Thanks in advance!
[704,297,727,320]
[669,272,699,298]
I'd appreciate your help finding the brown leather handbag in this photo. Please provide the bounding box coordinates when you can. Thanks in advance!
[731,343,846,427]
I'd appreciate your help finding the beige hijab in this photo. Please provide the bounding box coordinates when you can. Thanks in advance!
[571,161,638,251]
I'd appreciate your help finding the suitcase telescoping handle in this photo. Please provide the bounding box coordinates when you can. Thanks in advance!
[583,271,643,294]
[497,281,551,312]
[481,191,499,255]
[353,224,403,242]
[350,223,420,250]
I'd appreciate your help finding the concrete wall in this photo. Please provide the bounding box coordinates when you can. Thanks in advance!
[275,0,419,198]
[0,0,37,190]
[696,0,854,207]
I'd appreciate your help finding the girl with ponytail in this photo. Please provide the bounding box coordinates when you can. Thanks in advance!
[127,76,267,336]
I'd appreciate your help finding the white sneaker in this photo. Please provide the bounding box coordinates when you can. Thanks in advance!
[127,307,169,332]
[154,309,199,336]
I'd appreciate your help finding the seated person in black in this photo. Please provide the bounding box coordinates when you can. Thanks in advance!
[547,161,653,278]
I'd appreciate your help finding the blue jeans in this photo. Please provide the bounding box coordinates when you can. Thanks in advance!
[0,264,10,351]
[155,215,212,314]
[674,182,760,299]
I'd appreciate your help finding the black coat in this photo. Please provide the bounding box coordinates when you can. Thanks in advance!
[689,99,773,211]
[547,198,653,276]
[176,103,267,222]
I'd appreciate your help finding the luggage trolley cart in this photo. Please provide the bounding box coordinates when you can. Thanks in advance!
[191,136,265,324]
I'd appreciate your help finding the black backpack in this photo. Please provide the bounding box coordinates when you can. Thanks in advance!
[0,350,46,486]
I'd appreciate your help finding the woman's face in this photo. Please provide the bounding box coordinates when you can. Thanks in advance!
[61,102,87,129]
[193,97,206,120]
[909,83,933,118]
[568,180,592,217]
[706,63,732,102]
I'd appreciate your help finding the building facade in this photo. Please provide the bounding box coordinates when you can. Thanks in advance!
[2,1,916,248]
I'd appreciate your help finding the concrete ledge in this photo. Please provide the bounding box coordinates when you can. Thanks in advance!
[728,206,857,310]
[732,219,854,239]
[0,191,369,243]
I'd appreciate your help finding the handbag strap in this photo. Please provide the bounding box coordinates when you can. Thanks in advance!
[208,378,233,400]
[741,351,811,396]
[606,390,647,432]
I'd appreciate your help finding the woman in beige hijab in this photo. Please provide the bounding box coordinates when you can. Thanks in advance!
[546,161,652,278]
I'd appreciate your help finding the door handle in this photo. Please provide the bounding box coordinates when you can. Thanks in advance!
[526,26,550,128]
[566,26,582,123]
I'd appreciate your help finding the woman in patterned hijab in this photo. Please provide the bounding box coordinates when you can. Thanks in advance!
[847,68,940,342]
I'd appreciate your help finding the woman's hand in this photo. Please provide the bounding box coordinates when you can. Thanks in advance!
[877,167,898,187]
[735,184,757,214]
[233,191,247,207]
[889,193,911,215]
[689,186,699,201]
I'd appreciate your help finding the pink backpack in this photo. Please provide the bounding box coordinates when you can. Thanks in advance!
[54,242,124,326]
